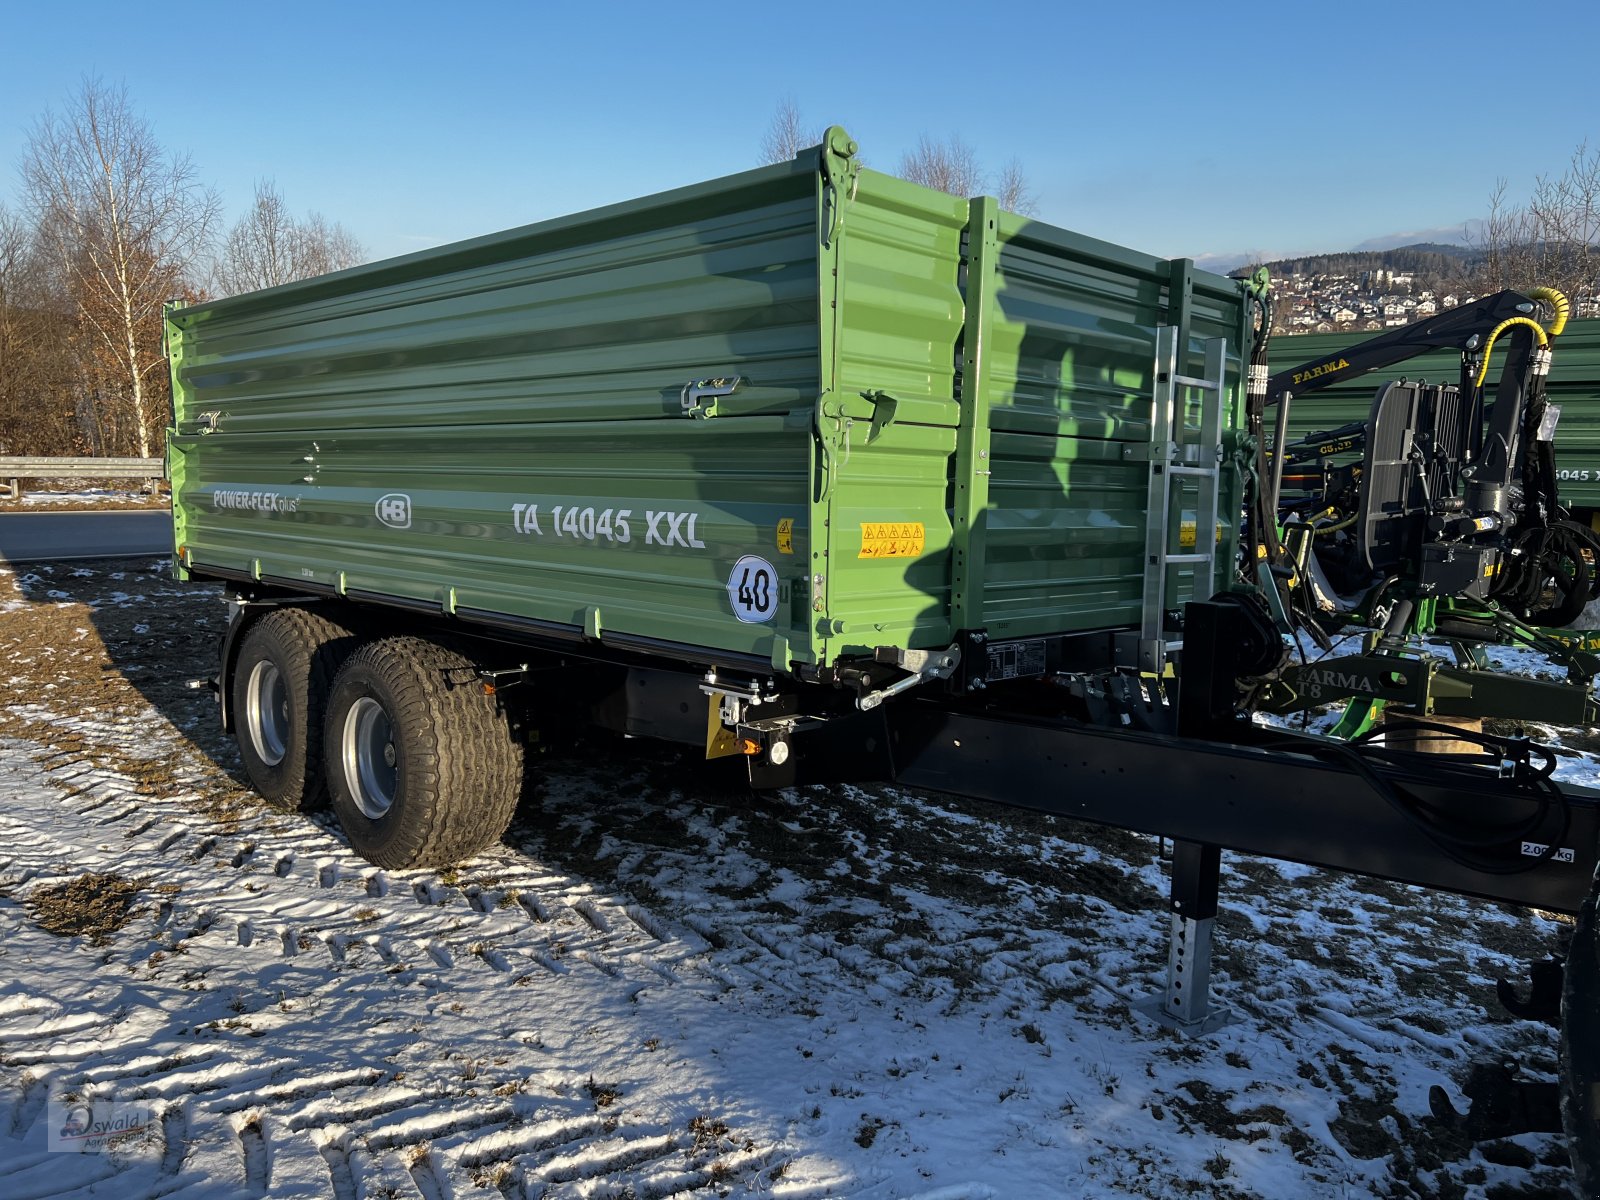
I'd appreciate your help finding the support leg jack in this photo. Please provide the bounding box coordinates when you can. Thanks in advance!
[1139,841,1234,1035]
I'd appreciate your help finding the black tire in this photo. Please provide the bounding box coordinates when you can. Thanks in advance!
[323,636,523,869]
[232,606,358,812]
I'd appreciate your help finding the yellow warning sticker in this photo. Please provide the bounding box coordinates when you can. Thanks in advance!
[776,517,795,554]
[859,521,926,559]
[1178,521,1225,549]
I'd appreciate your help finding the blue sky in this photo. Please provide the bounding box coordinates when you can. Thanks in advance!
[2,0,1596,272]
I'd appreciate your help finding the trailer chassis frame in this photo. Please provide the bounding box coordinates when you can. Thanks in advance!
[881,599,1600,1031]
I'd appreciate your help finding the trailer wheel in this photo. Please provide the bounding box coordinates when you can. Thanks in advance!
[324,637,524,869]
[232,607,357,812]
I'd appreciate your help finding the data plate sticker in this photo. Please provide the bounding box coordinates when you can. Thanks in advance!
[727,555,779,623]
[988,639,1048,681]
[859,522,925,559]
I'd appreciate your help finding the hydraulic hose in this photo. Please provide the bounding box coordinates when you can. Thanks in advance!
[1473,316,1550,388]
[1527,286,1571,338]
[1253,723,1569,877]
[1313,511,1358,536]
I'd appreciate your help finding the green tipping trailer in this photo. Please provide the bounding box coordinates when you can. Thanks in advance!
[164,135,1600,1181]
[1273,317,1600,521]
[167,127,1248,719]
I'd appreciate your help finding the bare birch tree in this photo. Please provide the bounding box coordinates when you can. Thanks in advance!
[1478,178,1543,293]
[21,78,219,458]
[760,96,820,165]
[1529,140,1600,305]
[900,135,1038,214]
[216,179,365,295]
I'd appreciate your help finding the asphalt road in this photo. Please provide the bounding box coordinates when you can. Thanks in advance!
[0,510,172,563]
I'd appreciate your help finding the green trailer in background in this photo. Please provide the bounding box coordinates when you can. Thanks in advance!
[1272,317,1600,524]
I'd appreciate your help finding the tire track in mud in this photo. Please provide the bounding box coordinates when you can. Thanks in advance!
[6,726,716,1004]
[159,1102,190,1175]
[0,728,1452,1195]
[0,735,785,1195]
[5,733,695,995]
[236,1112,269,1194]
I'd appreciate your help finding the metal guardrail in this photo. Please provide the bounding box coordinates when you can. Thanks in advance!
[0,456,166,501]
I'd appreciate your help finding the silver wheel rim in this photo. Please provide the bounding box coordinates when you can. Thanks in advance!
[342,696,398,820]
[245,660,289,768]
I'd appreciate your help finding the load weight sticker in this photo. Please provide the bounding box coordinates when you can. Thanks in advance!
[727,555,778,624]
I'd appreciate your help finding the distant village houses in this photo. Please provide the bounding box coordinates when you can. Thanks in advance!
[1256,253,1599,335]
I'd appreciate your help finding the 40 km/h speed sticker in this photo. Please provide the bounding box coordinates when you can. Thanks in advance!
[727,555,779,623]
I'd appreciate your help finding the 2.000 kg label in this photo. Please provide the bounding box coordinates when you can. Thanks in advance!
[510,502,707,549]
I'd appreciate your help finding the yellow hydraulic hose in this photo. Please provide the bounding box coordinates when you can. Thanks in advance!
[1473,316,1549,387]
[1527,286,1571,338]
[1313,511,1359,536]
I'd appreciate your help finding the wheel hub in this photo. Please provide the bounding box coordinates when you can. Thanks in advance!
[342,696,398,820]
[244,660,289,768]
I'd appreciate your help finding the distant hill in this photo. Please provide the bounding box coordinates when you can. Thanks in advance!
[1250,243,1483,281]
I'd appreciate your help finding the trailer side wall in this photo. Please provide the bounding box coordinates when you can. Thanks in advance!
[169,137,1248,674]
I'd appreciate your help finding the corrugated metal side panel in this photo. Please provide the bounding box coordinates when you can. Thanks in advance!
[977,215,1243,635]
[1274,318,1600,510]
[172,418,813,662]
[169,158,826,666]
[813,178,1243,652]
[983,432,1198,631]
[170,168,822,433]
[833,169,966,428]
[990,222,1162,440]
[985,222,1245,441]
[819,171,966,659]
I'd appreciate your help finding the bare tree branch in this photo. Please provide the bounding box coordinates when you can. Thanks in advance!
[993,158,1037,216]
[21,77,219,457]
[899,136,1037,214]
[214,180,365,295]
[1473,141,1600,310]
[295,210,365,279]
[0,203,81,455]
[899,135,984,199]
[760,96,821,166]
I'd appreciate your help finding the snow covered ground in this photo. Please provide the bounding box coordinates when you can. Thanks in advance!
[10,488,168,511]
[0,559,1586,1198]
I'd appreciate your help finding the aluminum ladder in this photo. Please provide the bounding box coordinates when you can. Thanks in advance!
[1132,329,1228,674]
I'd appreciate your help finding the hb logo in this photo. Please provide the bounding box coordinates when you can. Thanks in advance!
[375,494,412,530]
